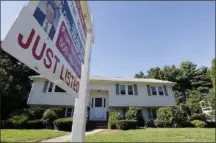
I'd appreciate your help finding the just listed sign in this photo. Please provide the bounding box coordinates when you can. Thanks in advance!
[1,0,88,96]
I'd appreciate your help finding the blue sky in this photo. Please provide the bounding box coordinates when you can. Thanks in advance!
[1,1,215,78]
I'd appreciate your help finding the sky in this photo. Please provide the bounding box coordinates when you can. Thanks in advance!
[1,1,215,78]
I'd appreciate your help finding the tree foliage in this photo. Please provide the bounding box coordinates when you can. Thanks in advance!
[0,47,37,119]
[134,60,213,105]
[210,58,216,90]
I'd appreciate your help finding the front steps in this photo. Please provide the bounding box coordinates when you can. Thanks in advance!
[86,121,108,130]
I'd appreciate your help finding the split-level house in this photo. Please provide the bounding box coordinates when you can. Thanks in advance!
[27,75,176,121]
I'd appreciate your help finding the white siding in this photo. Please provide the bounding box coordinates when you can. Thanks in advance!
[27,79,76,106]
[108,83,176,107]
[27,78,176,107]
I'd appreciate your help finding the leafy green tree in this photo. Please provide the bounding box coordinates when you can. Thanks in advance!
[146,67,164,79]
[210,58,216,90]
[0,48,37,119]
[134,71,145,78]
[191,66,212,94]
[186,90,204,115]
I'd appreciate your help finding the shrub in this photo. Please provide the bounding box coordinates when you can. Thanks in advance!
[42,109,57,129]
[145,120,155,128]
[54,117,73,131]
[25,119,44,129]
[50,108,65,118]
[125,107,138,120]
[116,120,137,130]
[206,122,216,128]
[108,112,120,129]
[29,107,46,119]
[190,113,206,122]
[154,107,173,127]
[8,114,28,129]
[10,108,30,117]
[125,107,145,127]
[172,106,191,127]
[191,120,206,128]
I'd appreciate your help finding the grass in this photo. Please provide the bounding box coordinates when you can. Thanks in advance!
[84,128,215,142]
[1,129,70,142]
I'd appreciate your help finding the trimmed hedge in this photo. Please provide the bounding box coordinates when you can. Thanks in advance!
[8,114,28,129]
[25,119,44,129]
[191,120,206,128]
[50,108,65,118]
[54,117,73,131]
[108,112,121,129]
[116,120,137,130]
[42,109,57,123]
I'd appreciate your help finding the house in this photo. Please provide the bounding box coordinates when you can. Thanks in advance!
[27,75,176,121]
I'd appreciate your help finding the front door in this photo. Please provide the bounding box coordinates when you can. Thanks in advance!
[90,97,107,121]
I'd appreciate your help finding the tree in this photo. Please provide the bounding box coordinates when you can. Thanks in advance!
[0,47,37,119]
[186,90,204,115]
[191,66,212,94]
[134,71,145,78]
[210,58,216,90]
[146,67,164,79]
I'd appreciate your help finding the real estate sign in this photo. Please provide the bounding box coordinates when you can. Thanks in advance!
[1,1,88,96]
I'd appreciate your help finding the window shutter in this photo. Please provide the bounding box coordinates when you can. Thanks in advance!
[147,85,151,96]
[163,85,168,96]
[116,84,119,95]
[134,84,138,95]
[43,81,49,93]
[147,109,152,119]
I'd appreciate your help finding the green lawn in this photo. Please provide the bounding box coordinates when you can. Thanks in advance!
[85,128,215,142]
[1,129,70,142]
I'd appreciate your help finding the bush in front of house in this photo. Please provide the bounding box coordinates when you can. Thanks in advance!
[154,107,173,127]
[8,114,28,129]
[125,107,137,120]
[190,113,206,122]
[25,119,44,129]
[191,120,206,128]
[54,117,73,131]
[145,120,155,128]
[125,107,145,127]
[116,120,137,130]
[108,112,121,129]
[42,109,57,129]
[172,106,191,127]
[50,108,65,118]
[28,107,47,119]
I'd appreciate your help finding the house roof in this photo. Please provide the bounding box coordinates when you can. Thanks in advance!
[29,75,176,86]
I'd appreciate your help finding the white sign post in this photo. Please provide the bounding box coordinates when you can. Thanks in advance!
[71,29,93,142]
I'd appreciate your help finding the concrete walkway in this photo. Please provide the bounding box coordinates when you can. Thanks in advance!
[41,129,105,142]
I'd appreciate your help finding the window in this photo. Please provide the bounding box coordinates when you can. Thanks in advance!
[120,85,126,95]
[54,85,66,92]
[95,98,103,107]
[158,86,164,95]
[150,86,157,95]
[48,82,54,92]
[127,85,134,95]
